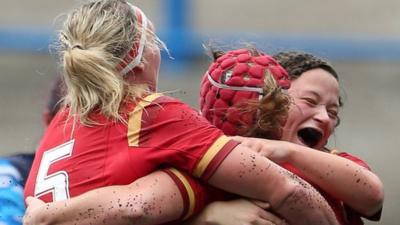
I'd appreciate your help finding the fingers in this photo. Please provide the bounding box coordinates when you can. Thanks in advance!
[233,136,267,154]
[25,196,34,206]
[251,199,271,209]
[257,210,287,225]
[255,218,287,225]
[25,196,44,207]
[245,199,287,225]
[23,197,44,225]
[22,210,31,225]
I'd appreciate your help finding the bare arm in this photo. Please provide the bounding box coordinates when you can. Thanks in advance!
[208,144,339,225]
[24,144,338,225]
[235,136,384,216]
[23,171,183,225]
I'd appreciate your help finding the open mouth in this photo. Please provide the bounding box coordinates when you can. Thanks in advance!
[297,128,323,148]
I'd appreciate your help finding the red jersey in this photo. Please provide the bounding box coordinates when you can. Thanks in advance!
[167,151,382,224]
[24,94,239,205]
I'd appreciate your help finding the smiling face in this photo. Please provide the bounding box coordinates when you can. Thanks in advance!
[281,68,340,150]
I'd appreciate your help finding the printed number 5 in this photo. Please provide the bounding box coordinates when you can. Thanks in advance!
[34,140,74,201]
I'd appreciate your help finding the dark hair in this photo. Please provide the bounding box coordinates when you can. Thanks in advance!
[273,51,338,80]
[47,75,66,119]
[273,51,343,126]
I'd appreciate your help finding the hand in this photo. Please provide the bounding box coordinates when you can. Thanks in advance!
[202,198,288,225]
[23,197,47,225]
[232,136,292,164]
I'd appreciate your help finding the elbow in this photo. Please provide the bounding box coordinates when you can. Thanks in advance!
[267,171,313,210]
[269,178,305,210]
[272,181,339,225]
[359,178,384,217]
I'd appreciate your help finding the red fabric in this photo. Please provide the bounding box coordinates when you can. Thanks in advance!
[200,49,290,136]
[163,169,229,222]
[24,95,237,202]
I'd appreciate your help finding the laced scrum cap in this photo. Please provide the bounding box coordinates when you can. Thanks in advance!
[199,48,290,136]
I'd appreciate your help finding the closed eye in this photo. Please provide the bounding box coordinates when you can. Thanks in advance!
[302,97,317,106]
[328,109,338,119]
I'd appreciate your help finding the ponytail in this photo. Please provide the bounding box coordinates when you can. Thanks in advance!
[59,0,150,125]
[63,45,125,125]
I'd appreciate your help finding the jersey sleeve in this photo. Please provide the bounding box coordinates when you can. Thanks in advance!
[162,168,227,221]
[127,94,240,181]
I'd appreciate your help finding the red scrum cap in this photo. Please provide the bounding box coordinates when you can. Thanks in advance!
[200,48,290,136]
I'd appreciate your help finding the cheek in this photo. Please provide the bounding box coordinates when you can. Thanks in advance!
[327,122,336,136]
[152,48,161,70]
[283,107,300,131]
[146,47,160,73]
[287,103,308,121]
[284,103,313,129]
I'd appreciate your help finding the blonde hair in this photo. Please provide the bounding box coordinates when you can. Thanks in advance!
[58,0,157,125]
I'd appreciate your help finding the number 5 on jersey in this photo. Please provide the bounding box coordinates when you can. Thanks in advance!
[34,140,74,201]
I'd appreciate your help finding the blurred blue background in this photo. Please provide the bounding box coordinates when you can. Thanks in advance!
[0,0,399,224]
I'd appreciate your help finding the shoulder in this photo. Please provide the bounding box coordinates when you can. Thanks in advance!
[125,93,187,110]
[143,93,188,108]
[128,93,197,119]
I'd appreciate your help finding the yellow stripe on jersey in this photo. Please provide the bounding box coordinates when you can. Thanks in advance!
[127,93,163,146]
[193,135,231,178]
[168,168,196,220]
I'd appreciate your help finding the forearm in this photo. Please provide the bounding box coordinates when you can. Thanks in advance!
[287,144,384,215]
[271,173,339,225]
[36,186,143,225]
[25,171,184,225]
[208,145,339,225]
